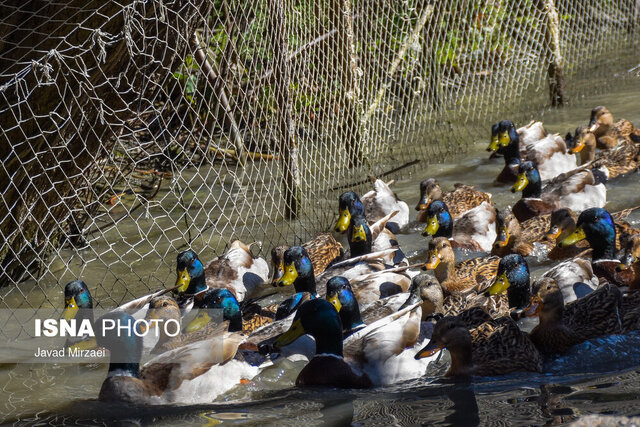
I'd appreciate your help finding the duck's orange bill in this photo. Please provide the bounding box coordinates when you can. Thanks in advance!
[415,342,444,359]
[545,226,562,240]
[424,251,440,270]
[524,296,542,317]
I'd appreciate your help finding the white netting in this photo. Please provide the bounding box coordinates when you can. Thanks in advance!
[0,0,638,334]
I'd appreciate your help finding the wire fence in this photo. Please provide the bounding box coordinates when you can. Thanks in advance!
[0,0,639,331]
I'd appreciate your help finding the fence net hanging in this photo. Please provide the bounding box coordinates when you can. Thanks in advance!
[0,0,638,332]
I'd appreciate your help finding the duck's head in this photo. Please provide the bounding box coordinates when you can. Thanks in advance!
[174,250,207,295]
[326,276,363,332]
[144,295,180,330]
[95,312,143,377]
[546,208,577,242]
[186,288,241,333]
[347,214,372,257]
[275,291,313,320]
[274,298,343,356]
[487,122,501,152]
[274,246,316,294]
[485,254,531,309]
[403,272,444,318]
[511,161,541,198]
[493,209,520,249]
[415,178,442,211]
[618,234,640,272]
[270,246,288,283]
[524,277,563,319]
[415,316,471,361]
[588,106,613,136]
[335,191,364,233]
[566,126,595,156]
[422,237,455,271]
[559,208,616,260]
[421,200,453,238]
[62,280,93,322]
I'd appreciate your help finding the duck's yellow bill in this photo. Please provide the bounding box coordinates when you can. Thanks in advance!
[415,341,443,359]
[175,268,190,293]
[334,209,351,233]
[511,173,529,192]
[499,131,510,147]
[327,294,342,312]
[570,137,585,154]
[275,263,298,287]
[423,216,439,236]
[351,224,367,242]
[62,297,78,321]
[495,227,509,248]
[185,310,211,333]
[545,226,562,240]
[67,337,98,351]
[487,273,510,296]
[559,226,586,247]
[424,250,440,270]
[487,136,499,152]
[274,318,305,348]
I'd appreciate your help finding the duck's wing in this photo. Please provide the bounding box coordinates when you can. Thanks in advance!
[563,282,623,340]
[526,134,576,181]
[541,258,598,304]
[362,179,409,228]
[452,201,498,252]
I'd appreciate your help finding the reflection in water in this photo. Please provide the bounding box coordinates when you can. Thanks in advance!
[444,385,480,426]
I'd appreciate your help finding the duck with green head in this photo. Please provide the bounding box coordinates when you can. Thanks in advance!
[347,214,372,257]
[421,199,497,252]
[325,276,365,337]
[416,179,491,221]
[488,120,523,184]
[174,250,208,312]
[559,207,637,286]
[62,280,95,348]
[485,254,531,310]
[334,191,365,234]
[96,311,255,404]
[274,298,373,388]
[510,161,607,223]
[274,246,317,295]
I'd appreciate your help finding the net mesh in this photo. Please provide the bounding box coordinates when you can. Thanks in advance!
[0,0,638,334]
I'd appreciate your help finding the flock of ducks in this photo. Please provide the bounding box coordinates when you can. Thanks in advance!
[60,106,640,405]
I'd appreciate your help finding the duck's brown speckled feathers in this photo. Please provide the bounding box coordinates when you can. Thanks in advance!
[417,180,491,221]
[303,233,344,276]
[592,139,640,179]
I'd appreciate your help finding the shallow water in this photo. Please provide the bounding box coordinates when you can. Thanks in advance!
[3,76,640,425]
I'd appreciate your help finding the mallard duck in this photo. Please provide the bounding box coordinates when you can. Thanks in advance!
[484,254,531,310]
[174,240,269,305]
[347,211,408,265]
[334,191,402,253]
[423,237,500,295]
[524,277,623,355]
[421,200,497,252]
[491,208,533,257]
[559,208,640,287]
[272,299,373,388]
[415,314,542,377]
[567,126,639,177]
[587,106,640,149]
[488,120,547,159]
[489,120,575,182]
[415,179,491,220]
[274,245,410,303]
[361,179,410,232]
[185,288,274,337]
[95,312,258,404]
[617,234,640,290]
[510,161,607,222]
[270,234,343,283]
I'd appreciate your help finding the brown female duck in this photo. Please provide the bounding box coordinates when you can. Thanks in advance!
[416,178,491,220]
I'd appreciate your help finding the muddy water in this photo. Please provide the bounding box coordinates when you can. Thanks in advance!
[2,76,640,425]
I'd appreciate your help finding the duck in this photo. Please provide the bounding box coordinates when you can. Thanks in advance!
[361,178,410,232]
[559,208,640,287]
[566,126,639,177]
[414,314,542,378]
[423,237,500,295]
[484,254,531,310]
[510,161,608,222]
[587,106,640,149]
[95,312,259,404]
[415,178,491,220]
[616,234,640,290]
[489,120,575,182]
[334,191,402,252]
[491,208,533,257]
[488,120,547,159]
[421,200,497,252]
[524,277,623,355]
[174,240,270,307]
[538,257,598,303]
[269,234,343,283]
[272,299,373,388]
[185,288,274,336]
